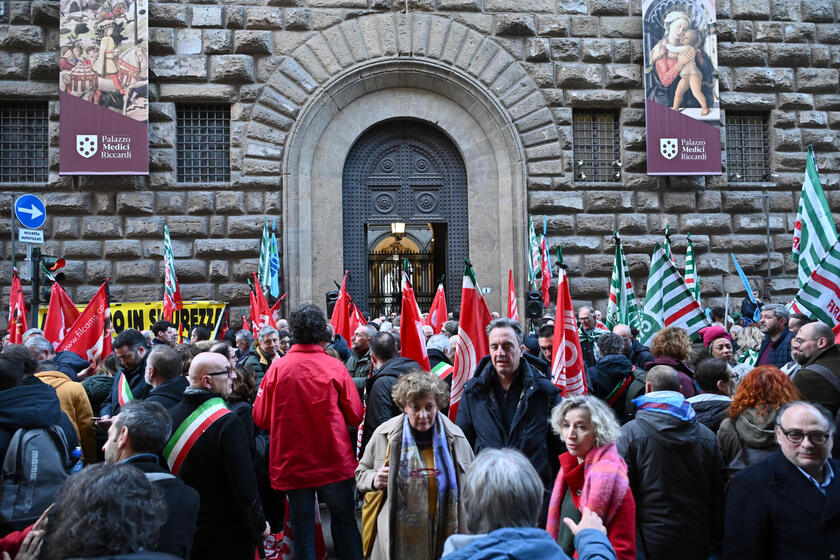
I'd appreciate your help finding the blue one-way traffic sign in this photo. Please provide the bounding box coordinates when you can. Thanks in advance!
[14,195,46,229]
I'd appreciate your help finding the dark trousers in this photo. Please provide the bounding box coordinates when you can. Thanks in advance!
[286,477,361,560]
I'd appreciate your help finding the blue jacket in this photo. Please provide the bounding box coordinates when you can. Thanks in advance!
[442,527,617,560]
[757,328,793,369]
[455,356,562,486]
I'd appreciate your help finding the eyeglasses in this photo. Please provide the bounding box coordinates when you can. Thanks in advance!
[730,372,740,382]
[779,428,831,445]
[793,337,821,345]
[205,368,233,378]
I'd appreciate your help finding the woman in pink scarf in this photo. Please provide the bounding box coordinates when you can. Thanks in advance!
[546,395,636,560]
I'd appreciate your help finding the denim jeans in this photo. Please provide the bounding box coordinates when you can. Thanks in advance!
[286,477,362,560]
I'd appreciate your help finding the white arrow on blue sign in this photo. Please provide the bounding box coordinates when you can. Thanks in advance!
[14,194,46,229]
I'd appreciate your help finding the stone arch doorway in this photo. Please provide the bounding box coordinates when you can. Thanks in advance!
[342,120,468,314]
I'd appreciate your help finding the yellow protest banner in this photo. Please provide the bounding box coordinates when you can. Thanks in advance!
[38,301,227,336]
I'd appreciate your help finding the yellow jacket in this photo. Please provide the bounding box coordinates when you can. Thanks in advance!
[35,371,96,463]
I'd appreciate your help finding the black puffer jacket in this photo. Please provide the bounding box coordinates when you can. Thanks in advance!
[361,356,420,452]
[616,400,724,560]
[686,393,731,433]
[0,376,79,460]
[455,356,562,486]
[627,341,654,371]
[588,354,635,422]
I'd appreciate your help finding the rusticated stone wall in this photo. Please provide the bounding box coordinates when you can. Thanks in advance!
[0,0,839,324]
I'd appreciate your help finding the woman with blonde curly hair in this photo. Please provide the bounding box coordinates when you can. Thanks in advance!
[717,365,801,467]
[645,326,698,398]
[356,370,473,560]
[545,395,635,560]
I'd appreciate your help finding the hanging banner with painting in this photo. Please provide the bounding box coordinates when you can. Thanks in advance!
[59,0,148,174]
[643,0,722,175]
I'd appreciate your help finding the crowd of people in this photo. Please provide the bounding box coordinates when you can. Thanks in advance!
[0,294,839,560]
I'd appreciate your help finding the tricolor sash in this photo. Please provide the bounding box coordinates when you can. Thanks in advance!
[117,371,133,407]
[164,397,230,475]
[431,361,454,380]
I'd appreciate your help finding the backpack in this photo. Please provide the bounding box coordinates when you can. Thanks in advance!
[621,367,647,423]
[0,425,73,531]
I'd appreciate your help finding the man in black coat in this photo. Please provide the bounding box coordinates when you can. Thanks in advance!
[103,400,199,559]
[616,365,724,560]
[360,331,420,452]
[167,352,267,559]
[100,329,151,421]
[724,401,840,559]
[613,324,655,371]
[143,345,189,410]
[455,318,562,492]
[588,332,637,424]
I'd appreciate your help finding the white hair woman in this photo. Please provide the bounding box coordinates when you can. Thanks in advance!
[546,396,636,560]
[355,370,474,560]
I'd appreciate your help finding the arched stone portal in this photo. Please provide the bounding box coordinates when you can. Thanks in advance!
[248,13,563,311]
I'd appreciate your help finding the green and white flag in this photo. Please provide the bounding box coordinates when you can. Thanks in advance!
[606,235,641,331]
[792,239,840,327]
[793,145,838,288]
[528,216,541,290]
[638,243,710,347]
[257,218,271,291]
[663,223,674,263]
[684,233,700,304]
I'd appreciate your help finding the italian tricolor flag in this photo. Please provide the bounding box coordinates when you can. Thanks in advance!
[117,372,133,407]
[164,398,230,475]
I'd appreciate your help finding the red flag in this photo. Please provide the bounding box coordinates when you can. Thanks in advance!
[55,281,110,365]
[43,282,81,347]
[349,301,366,339]
[269,293,286,326]
[550,268,587,396]
[8,270,28,344]
[329,271,353,341]
[400,272,431,371]
[507,269,519,321]
[425,283,448,333]
[251,273,277,330]
[450,263,492,420]
[834,322,840,344]
[541,235,551,307]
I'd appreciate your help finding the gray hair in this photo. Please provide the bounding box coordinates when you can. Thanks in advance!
[24,335,54,356]
[597,332,625,356]
[485,318,524,345]
[358,324,377,338]
[22,328,44,342]
[257,326,278,340]
[550,395,621,447]
[114,400,173,454]
[761,303,789,323]
[776,401,836,435]
[426,334,450,354]
[235,330,253,345]
[647,365,681,392]
[462,448,543,533]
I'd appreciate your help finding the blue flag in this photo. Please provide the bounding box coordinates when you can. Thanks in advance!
[269,218,280,298]
[730,253,760,322]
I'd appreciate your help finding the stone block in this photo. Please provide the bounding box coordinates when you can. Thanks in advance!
[680,214,732,233]
[124,217,164,237]
[801,0,835,22]
[210,55,255,83]
[784,22,817,42]
[209,260,229,281]
[201,30,232,55]
[44,193,91,214]
[234,30,274,55]
[719,92,778,109]
[696,192,721,212]
[225,215,264,236]
[149,28,176,55]
[581,39,611,62]
[569,16,598,37]
[151,56,207,82]
[731,0,771,18]
[550,38,579,61]
[605,64,640,88]
[51,217,79,238]
[195,239,259,256]
[663,192,695,212]
[167,216,209,237]
[116,192,154,215]
[81,217,123,238]
[226,7,245,29]
[175,29,202,55]
[528,191,584,212]
[104,240,142,258]
[817,24,840,43]
[568,277,610,298]
[28,52,55,80]
[617,214,647,234]
[149,5,189,27]
[154,193,186,216]
[799,111,829,128]
[285,8,311,30]
[495,13,535,36]
[590,0,629,15]
[796,68,840,93]
[525,38,550,62]
[438,0,482,9]
[813,46,831,68]
[537,15,569,37]
[62,240,102,258]
[186,192,214,214]
[599,17,642,38]
[0,25,43,50]
[555,62,602,88]
[158,84,237,101]
[218,283,251,304]
[777,93,814,110]
[767,44,810,67]
[115,261,157,282]
[0,53,27,79]
[771,0,800,20]
[754,22,784,42]
[816,95,840,110]
[192,6,224,27]
[722,192,764,212]
[586,191,633,212]
[564,89,626,106]
[30,1,58,24]
[802,128,839,151]
[719,42,767,66]
[733,67,794,92]
[245,7,282,29]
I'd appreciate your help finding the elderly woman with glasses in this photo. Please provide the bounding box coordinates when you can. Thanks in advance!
[356,370,474,560]
[546,396,635,560]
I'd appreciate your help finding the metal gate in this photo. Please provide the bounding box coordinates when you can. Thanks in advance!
[368,249,434,317]
[342,120,468,314]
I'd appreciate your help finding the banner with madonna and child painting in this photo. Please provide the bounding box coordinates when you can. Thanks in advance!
[59,0,148,175]
[643,0,722,175]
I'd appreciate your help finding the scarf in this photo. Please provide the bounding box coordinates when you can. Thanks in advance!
[633,391,696,421]
[546,442,630,540]
[393,413,459,560]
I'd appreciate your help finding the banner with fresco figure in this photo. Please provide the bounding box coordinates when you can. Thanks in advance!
[59,0,148,174]
[643,0,722,175]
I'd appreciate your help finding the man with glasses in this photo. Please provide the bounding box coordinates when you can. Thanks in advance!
[724,401,840,558]
[791,321,840,416]
[578,305,607,368]
[167,352,268,559]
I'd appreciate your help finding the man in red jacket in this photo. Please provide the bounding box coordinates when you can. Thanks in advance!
[254,304,364,560]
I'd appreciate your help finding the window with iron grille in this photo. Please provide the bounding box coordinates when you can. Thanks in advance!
[177,104,230,183]
[725,112,770,182]
[572,110,621,183]
[0,102,49,183]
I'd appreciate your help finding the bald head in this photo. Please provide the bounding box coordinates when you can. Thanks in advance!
[646,365,681,393]
[188,352,233,397]
[792,321,835,365]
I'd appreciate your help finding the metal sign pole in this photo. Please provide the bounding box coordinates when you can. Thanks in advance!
[10,203,14,270]
[30,247,40,329]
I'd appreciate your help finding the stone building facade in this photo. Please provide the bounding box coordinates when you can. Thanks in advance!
[1,0,839,324]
